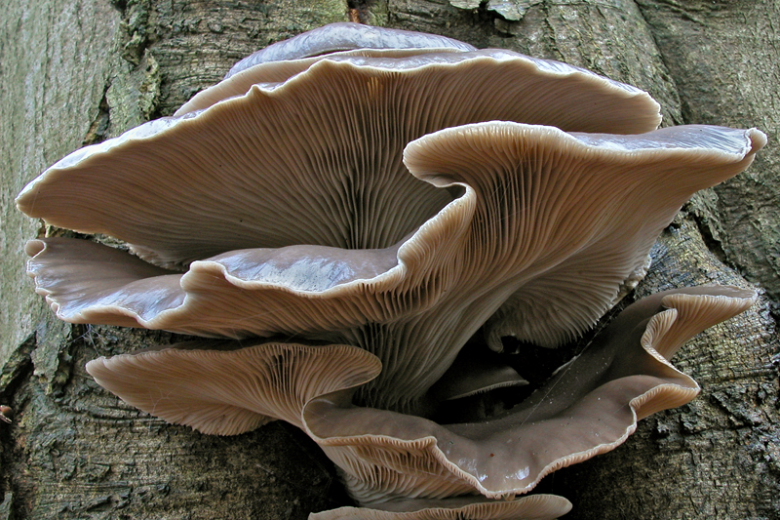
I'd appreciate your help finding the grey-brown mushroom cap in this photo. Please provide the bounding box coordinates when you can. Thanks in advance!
[309,494,572,520]
[24,123,765,410]
[181,23,476,116]
[86,342,382,435]
[84,287,755,505]
[22,124,763,337]
[16,49,662,269]
[175,48,468,117]
[403,123,766,348]
[179,23,649,118]
[225,22,477,78]
[24,237,405,336]
[301,287,756,503]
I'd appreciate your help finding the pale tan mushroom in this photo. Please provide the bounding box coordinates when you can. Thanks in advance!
[177,22,478,116]
[86,342,380,434]
[16,47,661,269]
[23,122,765,412]
[84,287,754,515]
[224,22,477,77]
[16,23,766,519]
[309,494,572,520]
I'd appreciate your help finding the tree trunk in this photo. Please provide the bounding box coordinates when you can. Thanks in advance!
[1,1,777,519]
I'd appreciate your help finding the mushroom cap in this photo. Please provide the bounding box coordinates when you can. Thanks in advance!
[24,123,766,409]
[304,287,757,502]
[16,48,662,268]
[178,23,476,116]
[429,345,529,402]
[86,342,381,434]
[176,48,470,117]
[84,287,755,507]
[404,123,767,350]
[310,494,572,520]
[225,22,477,78]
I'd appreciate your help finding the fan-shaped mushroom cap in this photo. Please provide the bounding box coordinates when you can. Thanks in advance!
[429,347,529,402]
[86,342,381,434]
[403,123,767,350]
[85,287,755,508]
[24,123,765,410]
[175,48,469,116]
[225,22,477,77]
[16,48,662,269]
[304,287,756,503]
[182,23,478,118]
[310,494,572,520]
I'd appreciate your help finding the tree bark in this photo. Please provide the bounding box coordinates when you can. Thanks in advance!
[1,1,777,519]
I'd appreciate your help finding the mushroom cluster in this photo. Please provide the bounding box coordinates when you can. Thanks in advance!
[17,23,765,519]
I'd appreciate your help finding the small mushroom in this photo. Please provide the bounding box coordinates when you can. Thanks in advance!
[86,342,381,435]
[0,405,13,424]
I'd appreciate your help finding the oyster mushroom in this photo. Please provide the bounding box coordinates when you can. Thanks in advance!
[84,287,755,510]
[20,121,765,410]
[16,23,765,519]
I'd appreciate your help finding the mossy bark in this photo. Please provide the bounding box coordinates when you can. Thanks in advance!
[1,1,777,518]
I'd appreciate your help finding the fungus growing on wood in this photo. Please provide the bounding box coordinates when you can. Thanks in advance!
[17,23,765,519]
[83,286,755,513]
